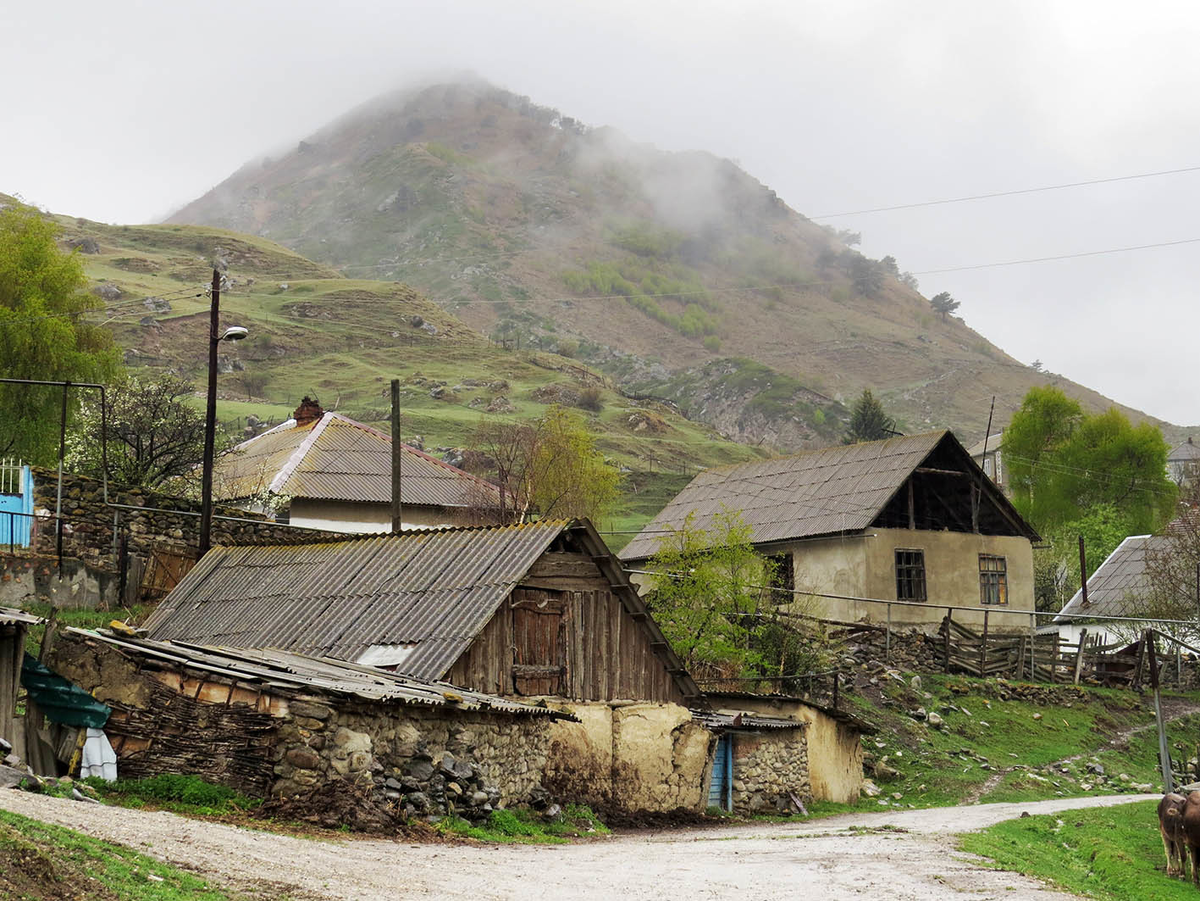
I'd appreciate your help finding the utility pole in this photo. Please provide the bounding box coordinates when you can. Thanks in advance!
[1148,631,1174,793]
[391,378,402,533]
[198,269,221,556]
[1078,535,1089,608]
[55,380,70,570]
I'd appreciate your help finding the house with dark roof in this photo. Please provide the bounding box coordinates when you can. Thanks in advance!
[620,431,1040,631]
[213,398,502,533]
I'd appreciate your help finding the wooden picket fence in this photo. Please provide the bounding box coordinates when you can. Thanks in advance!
[937,615,1144,686]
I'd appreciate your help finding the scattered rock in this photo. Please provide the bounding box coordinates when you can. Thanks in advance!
[67,237,100,254]
[93,283,122,301]
[927,711,944,728]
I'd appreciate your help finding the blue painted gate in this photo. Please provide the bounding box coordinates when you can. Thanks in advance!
[708,734,733,811]
[0,463,33,549]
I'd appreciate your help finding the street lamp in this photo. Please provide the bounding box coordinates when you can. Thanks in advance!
[198,270,248,556]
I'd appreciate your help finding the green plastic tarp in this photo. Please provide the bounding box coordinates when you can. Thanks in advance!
[20,653,110,728]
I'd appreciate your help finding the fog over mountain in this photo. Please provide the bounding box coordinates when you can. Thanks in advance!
[5,1,1200,425]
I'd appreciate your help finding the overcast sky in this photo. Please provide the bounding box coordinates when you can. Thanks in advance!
[5,1,1198,425]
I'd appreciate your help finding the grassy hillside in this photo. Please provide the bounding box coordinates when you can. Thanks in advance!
[50,213,765,545]
[167,80,1185,446]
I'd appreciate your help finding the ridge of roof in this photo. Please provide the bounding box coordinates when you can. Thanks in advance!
[269,411,332,493]
[699,430,950,477]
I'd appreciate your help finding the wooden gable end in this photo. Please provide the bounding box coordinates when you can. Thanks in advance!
[869,433,1036,539]
[445,545,686,705]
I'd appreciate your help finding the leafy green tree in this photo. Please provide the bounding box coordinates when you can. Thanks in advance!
[843,389,895,444]
[644,509,839,684]
[66,373,211,490]
[930,291,961,321]
[0,203,120,463]
[472,406,619,523]
[1004,387,1174,534]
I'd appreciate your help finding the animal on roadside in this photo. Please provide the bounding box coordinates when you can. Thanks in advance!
[1179,790,1200,883]
[1159,792,1189,878]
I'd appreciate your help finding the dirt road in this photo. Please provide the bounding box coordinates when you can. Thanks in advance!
[0,791,1157,900]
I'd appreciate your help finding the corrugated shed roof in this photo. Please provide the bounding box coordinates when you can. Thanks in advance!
[64,628,568,718]
[690,710,803,731]
[214,412,501,509]
[1055,534,1167,620]
[143,522,565,679]
[0,607,42,626]
[619,431,948,560]
[966,432,1004,458]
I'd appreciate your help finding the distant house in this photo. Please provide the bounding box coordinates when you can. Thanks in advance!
[213,398,502,532]
[1169,438,1200,487]
[619,431,1040,631]
[966,431,1006,492]
[1051,534,1170,645]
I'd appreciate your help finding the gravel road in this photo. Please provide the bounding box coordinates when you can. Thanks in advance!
[0,791,1157,900]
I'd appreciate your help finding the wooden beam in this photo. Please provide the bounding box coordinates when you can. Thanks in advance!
[915,467,969,477]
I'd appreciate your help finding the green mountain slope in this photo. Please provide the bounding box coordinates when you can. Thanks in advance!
[167,79,1183,445]
[44,212,768,546]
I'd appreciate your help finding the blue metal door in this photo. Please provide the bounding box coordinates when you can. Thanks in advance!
[708,734,733,811]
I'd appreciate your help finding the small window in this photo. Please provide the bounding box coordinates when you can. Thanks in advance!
[895,549,926,602]
[979,555,1008,605]
[767,553,794,604]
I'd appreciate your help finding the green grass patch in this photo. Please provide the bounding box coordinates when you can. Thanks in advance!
[0,808,241,900]
[961,800,1190,900]
[83,774,262,817]
[434,804,609,844]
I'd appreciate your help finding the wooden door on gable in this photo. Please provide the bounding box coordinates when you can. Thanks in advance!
[510,588,567,696]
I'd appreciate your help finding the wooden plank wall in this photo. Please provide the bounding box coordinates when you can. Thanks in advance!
[447,551,683,704]
[0,625,24,748]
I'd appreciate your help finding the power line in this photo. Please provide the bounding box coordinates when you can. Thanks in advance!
[913,237,1200,276]
[811,164,1200,219]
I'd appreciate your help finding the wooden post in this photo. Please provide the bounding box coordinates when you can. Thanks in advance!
[1029,612,1036,682]
[1072,628,1088,685]
[885,602,892,663]
[980,609,990,676]
[1078,535,1090,608]
[944,610,952,673]
[1148,632,1174,793]
[1017,634,1025,680]
[390,378,402,533]
[38,606,59,663]
[907,479,915,530]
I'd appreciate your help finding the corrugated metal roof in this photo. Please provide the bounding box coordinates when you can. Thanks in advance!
[690,710,803,731]
[1170,439,1200,462]
[1055,534,1167,620]
[966,432,1003,458]
[214,412,501,509]
[619,431,948,560]
[64,628,568,718]
[143,522,572,679]
[0,607,42,626]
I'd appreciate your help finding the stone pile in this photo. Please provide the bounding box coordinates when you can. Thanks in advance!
[379,750,502,822]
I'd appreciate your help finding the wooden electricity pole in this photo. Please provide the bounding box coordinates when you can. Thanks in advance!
[1148,630,1174,793]
[390,378,402,533]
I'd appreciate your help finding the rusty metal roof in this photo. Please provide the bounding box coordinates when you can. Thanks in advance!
[64,628,569,718]
[0,607,42,626]
[214,412,501,509]
[1055,534,1167,621]
[619,431,950,560]
[143,522,566,679]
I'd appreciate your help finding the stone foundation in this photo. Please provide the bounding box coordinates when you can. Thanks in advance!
[729,729,810,815]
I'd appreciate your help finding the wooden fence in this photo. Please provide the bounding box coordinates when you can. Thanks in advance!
[938,616,1145,685]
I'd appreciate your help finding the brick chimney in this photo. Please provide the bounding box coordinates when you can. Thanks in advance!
[293,396,324,426]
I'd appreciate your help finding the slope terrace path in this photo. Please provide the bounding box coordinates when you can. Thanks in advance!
[0,791,1156,900]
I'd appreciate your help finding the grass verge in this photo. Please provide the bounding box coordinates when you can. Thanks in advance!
[0,808,243,900]
[960,799,1193,901]
[434,804,610,844]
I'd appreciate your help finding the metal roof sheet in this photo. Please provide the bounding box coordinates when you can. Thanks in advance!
[64,628,568,718]
[214,412,501,509]
[690,710,804,731]
[0,607,42,627]
[1056,534,1168,620]
[618,431,948,560]
[143,522,571,679]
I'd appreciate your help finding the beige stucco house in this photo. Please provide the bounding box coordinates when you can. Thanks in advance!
[213,398,502,532]
[620,431,1039,632]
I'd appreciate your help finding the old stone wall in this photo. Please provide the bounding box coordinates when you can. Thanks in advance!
[0,555,117,610]
[271,700,552,820]
[31,468,346,563]
[730,728,810,815]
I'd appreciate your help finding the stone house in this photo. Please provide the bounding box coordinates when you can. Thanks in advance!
[140,519,819,814]
[620,431,1040,632]
[47,627,567,820]
[213,398,503,532]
